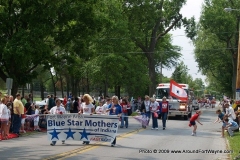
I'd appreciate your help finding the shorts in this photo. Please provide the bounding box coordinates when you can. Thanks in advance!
[21,118,26,124]
[34,120,39,126]
[190,121,196,126]
[222,122,226,127]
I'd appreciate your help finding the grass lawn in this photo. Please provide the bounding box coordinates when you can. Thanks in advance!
[227,131,240,160]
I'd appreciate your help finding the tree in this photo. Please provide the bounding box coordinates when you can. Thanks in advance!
[193,0,240,96]
[0,0,99,96]
[123,0,196,96]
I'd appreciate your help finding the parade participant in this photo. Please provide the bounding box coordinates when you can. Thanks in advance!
[12,93,24,136]
[102,98,112,115]
[120,98,130,128]
[223,117,239,137]
[224,103,236,121]
[150,98,159,130]
[0,97,10,140]
[49,99,66,146]
[78,94,95,145]
[140,95,151,128]
[106,96,122,147]
[189,110,203,136]
[214,109,226,137]
[159,96,169,130]
[95,101,105,114]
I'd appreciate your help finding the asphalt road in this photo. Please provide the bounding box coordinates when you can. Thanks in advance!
[0,108,230,160]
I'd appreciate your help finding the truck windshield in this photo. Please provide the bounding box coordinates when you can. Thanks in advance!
[156,88,188,99]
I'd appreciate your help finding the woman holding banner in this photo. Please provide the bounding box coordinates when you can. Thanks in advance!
[79,94,95,145]
[49,99,66,146]
[106,96,122,147]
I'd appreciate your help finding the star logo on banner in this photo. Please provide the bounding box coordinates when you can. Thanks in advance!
[49,128,61,140]
[80,128,90,140]
[64,128,76,140]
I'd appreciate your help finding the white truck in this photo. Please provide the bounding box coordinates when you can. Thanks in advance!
[156,83,192,120]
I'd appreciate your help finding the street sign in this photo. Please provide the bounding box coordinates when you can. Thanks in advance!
[236,89,240,101]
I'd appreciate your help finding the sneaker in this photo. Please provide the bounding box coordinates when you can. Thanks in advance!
[111,144,115,147]
[191,133,195,136]
[62,141,65,144]
[82,141,86,144]
[50,143,55,146]
[163,128,165,130]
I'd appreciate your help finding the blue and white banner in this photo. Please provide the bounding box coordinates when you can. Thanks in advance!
[46,114,119,143]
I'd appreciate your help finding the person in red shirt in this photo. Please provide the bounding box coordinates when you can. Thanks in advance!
[189,110,203,136]
[120,98,130,128]
[159,97,169,130]
[63,95,67,107]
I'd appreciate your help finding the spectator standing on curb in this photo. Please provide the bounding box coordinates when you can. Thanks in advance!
[12,93,24,136]
[0,97,9,140]
[49,99,66,146]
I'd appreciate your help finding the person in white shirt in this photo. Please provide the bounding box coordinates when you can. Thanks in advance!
[34,105,41,131]
[150,98,160,130]
[0,97,10,140]
[95,101,105,114]
[102,98,112,115]
[224,103,236,121]
[78,94,95,145]
[49,99,66,146]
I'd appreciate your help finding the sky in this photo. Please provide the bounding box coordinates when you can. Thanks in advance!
[162,0,206,83]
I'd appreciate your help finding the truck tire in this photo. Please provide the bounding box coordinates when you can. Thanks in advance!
[184,115,188,120]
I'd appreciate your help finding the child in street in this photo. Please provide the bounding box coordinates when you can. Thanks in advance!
[223,117,239,137]
[189,110,203,136]
[214,109,226,137]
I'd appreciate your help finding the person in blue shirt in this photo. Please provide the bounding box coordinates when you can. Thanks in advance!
[106,96,122,147]
[214,109,226,137]
[223,117,239,137]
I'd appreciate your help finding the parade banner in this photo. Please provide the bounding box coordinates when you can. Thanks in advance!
[46,114,119,143]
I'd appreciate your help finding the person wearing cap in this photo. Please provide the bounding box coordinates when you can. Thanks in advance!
[159,96,169,130]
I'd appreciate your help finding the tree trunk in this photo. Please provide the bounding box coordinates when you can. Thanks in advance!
[50,71,56,96]
[22,85,25,97]
[66,76,69,98]
[40,81,44,100]
[232,55,237,98]
[60,74,64,98]
[146,52,157,97]
[11,81,19,98]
